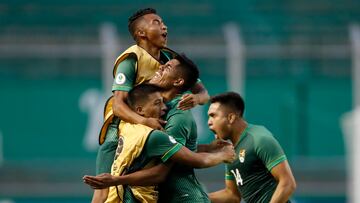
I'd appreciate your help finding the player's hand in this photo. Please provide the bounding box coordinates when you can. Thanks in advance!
[143,117,167,131]
[83,173,116,189]
[178,94,200,110]
[208,139,233,152]
[220,145,236,164]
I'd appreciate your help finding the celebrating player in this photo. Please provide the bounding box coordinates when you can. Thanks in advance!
[208,92,296,203]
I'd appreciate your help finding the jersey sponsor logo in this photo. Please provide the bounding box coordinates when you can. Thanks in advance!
[115,73,126,84]
[231,168,243,186]
[168,135,177,144]
[239,149,246,163]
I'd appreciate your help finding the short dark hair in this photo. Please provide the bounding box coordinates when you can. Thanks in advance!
[174,54,199,92]
[128,8,157,41]
[127,84,163,109]
[210,92,245,116]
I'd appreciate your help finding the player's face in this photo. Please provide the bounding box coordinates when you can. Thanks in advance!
[149,59,180,89]
[207,102,231,140]
[141,13,168,48]
[142,92,167,119]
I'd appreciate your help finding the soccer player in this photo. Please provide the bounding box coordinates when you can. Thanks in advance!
[207,92,296,203]
[149,54,214,202]
[94,8,209,202]
[84,84,235,203]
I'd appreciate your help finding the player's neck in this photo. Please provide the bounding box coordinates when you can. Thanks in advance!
[161,89,179,103]
[230,119,247,145]
[138,42,161,60]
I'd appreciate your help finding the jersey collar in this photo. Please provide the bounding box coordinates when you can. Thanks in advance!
[234,123,250,148]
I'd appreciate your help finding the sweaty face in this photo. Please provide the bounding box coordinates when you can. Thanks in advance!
[149,59,180,89]
[140,13,168,48]
[207,102,231,140]
[141,92,167,119]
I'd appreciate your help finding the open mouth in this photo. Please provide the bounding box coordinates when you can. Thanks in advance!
[161,110,166,116]
[161,32,168,39]
[153,71,161,79]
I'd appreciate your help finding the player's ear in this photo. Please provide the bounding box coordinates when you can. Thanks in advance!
[228,113,237,124]
[136,106,144,115]
[137,28,146,38]
[173,78,184,88]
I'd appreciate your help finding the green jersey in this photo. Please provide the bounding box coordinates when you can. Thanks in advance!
[158,96,210,203]
[225,124,288,203]
[122,130,182,203]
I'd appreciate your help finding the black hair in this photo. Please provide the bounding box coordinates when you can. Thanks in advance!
[128,8,157,41]
[174,54,200,92]
[127,84,163,109]
[210,92,245,116]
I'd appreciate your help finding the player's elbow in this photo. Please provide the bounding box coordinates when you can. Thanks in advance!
[280,177,297,195]
[288,178,297,194]
[112,101,122,117]
[150,172,167,184]
[155,173,167,183]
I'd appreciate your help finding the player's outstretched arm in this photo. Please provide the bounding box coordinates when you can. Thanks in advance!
[83,144,235,188]
[269,160,296,203]
[209,180,241,203]
[83,162,173,189]
[170,145,235,168]
[197,139,232,152]
[178,82,209,110]
[113,91,165,130]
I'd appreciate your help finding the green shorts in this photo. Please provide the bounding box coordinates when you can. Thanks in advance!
[95,119,120,174]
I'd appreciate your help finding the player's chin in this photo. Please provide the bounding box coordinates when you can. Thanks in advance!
[209,127,217,134]
[159,40,167,48]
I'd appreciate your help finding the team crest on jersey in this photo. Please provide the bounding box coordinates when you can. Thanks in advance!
[115,73,126,84]
[239,149,246,163]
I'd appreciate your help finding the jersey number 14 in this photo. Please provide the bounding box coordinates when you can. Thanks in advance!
[231,169,243,186]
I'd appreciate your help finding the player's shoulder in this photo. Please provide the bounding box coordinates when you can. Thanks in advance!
[161,47,178,59]
[167,108,194,124]
[150,129,168,137]
[247,124,275,142]
[149,130,178,144]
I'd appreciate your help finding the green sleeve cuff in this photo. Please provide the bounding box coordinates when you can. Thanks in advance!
[112,85,132,92]
[225,172,235,180]
[161,143,182,162]
[266,155,287,171]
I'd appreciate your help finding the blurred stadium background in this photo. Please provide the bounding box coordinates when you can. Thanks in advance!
[1,0,360,202]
